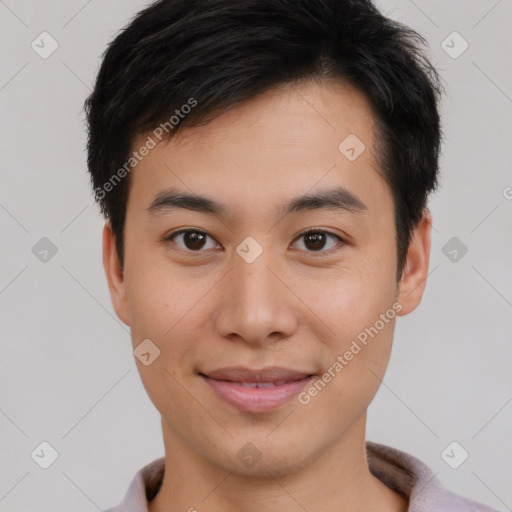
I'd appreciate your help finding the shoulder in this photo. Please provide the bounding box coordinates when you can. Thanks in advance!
[102,457,165,512]
[366,441,499,511]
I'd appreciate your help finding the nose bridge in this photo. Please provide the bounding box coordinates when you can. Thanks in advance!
[235,252,274,307]
[213,244,297,344]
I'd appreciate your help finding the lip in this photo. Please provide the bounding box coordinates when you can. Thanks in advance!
[200,366,315,413]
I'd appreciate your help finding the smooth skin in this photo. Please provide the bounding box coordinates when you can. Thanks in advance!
[103,78,432,512]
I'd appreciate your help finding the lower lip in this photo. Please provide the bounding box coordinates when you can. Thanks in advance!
[201,375,314,413]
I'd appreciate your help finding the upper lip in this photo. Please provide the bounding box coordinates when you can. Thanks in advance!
[200,366,314,383]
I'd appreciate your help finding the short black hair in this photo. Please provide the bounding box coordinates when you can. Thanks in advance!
[84,0,443,280]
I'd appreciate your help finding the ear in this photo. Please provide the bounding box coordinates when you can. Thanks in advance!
[396,210,433,316]
[102,222,131,326]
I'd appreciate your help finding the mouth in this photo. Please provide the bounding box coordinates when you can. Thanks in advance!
[199,366,315,413]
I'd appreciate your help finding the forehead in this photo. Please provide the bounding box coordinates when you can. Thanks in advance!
[127,79,389,216]
[164,79,377,156]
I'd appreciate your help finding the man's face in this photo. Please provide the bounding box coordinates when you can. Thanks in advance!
[104,79,429,476]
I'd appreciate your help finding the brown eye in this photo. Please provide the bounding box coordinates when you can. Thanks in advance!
[292,230,344,252]
[303,232,327,251]
[182,231,207,250]
[168,230,220,251]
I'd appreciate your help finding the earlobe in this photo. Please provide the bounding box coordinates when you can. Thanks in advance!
[102,222,131,326]
[396,210,433,316]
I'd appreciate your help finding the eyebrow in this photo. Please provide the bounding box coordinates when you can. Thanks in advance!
[147,186,367,217]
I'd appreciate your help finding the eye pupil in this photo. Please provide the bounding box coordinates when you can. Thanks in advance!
[184,231,206,250]
[304,232,326,251]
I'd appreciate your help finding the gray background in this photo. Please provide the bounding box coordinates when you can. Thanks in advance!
[1,0,511,510]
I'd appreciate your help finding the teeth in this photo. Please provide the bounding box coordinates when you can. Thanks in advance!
[237,381,292,388]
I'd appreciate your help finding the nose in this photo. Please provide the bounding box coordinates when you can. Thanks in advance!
[213,249,299,346]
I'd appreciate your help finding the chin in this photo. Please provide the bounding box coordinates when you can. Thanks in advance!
[209,437,317,478]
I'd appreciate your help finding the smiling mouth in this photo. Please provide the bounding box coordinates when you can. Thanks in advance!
[199,367,316,412]
[199,365,315,382]
[216,378,313,388]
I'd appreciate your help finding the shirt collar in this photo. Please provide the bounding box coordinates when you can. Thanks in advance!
[104,442,496,512]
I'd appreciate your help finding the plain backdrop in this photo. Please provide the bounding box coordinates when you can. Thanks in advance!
[1,0,511,510]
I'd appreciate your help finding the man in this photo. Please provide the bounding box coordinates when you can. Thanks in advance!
[84,0,497,510]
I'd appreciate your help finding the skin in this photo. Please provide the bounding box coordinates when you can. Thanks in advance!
[103,78,432,512]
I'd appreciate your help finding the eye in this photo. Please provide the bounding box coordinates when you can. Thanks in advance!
[166,229,221,251]
[291,229,344,252]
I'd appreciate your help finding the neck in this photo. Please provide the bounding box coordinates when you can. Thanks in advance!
[149,415,407,512]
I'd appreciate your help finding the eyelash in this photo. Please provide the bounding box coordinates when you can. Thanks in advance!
[164,228,345,254]
[293,228,345,253]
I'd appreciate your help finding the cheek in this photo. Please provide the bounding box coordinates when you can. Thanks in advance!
[305,310,396,422]
[301,260,398,398]
[124,248,189,327]
[124,259,218,369]
[302,262,397,343]
[126,276,170,342]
